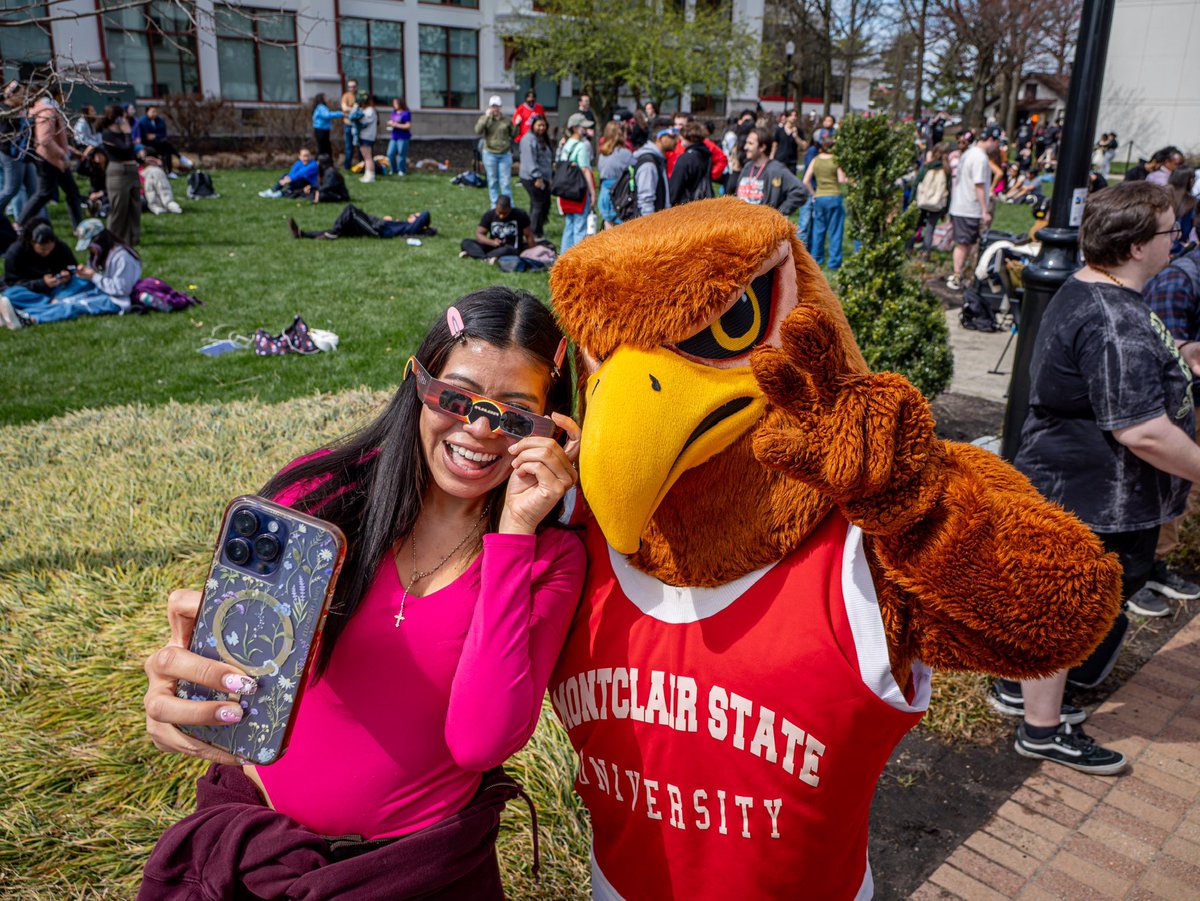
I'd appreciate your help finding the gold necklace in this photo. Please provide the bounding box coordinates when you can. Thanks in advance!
[394,506,488,626]
[1091,266,1132,290]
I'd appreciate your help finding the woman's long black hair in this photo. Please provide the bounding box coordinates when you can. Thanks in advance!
[89,228,139,270]
[260,287,573,679]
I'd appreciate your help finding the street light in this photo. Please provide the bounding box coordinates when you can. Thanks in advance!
[784,40,795,116]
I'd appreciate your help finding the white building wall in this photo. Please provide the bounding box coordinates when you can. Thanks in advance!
[1098,0,1200,160]
[48,0,105,77]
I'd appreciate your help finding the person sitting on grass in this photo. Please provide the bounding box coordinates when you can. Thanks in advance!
[459,195,534,263]
[259,148,318,199]
[298,154,349,204]
[288,204,435,240]
[0,221,141,328]
[140,156,183,214]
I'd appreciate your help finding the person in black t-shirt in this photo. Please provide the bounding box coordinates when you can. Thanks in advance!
[772,108,801,174]
[997,183,1200,776]
[460,195,534,262]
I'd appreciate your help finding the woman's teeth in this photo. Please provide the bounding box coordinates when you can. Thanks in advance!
[449,444,499,465]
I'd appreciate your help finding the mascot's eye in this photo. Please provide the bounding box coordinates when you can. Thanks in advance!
[675,268,775,361]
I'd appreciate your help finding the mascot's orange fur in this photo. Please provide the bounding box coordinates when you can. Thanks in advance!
[545,198,1121,900]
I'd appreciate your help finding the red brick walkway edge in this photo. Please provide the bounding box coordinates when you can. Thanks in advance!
[911,611,1200,900]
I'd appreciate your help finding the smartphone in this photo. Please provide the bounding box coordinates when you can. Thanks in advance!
[177,496,346,765]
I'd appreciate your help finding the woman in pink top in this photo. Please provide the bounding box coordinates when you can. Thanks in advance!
[142,287,585,898]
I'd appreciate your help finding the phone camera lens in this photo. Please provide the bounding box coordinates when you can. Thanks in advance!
[232,509,258,537]
[226,537,252,565]
[254,533,281,562]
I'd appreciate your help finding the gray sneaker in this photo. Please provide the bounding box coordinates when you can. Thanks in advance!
[1145,560,1200,600]
[0,294,20,330]
[1015,723,1127,775]
[1126,585,1169,617]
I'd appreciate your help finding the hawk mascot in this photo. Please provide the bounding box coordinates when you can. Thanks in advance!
[547,198,1121,900]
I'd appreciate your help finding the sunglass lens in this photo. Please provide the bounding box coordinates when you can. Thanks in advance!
[500,410,534,438]
[439,389,472,417]
[467,405,502,431]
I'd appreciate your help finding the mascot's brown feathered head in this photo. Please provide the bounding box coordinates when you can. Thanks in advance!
[552,198,867,587]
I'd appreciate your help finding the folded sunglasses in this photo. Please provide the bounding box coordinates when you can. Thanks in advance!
[404,355,562,441]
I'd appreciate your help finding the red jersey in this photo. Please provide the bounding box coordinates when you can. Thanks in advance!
[512,102,545,143]
[550,511,930,900]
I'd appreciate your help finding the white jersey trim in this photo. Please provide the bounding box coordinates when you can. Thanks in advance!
[591,845,875,899]
[841,524,933,713]
[606,544,778,624]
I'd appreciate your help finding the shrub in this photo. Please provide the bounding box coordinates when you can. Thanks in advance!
[833,115,954,398]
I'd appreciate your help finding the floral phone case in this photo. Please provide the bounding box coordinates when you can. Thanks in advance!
[178,496,345,764]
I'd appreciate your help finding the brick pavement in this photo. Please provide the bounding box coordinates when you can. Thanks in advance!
[911,611,1200,900]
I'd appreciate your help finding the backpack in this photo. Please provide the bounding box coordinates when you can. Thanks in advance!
[131,277,204,313]
[915,166,949,212]
[611,155,659,222]
[959,285,998,332]
[186,170,217,199]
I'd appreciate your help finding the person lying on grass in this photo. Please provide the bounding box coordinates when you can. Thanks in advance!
[141,289,584,899]
[288,204,435,240]
[259,147,318,199]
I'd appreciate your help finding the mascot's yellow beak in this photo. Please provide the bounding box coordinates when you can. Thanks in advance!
[580,346,767,554]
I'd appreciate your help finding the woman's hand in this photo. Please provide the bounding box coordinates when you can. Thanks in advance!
[76,266,95,280]
[498,412,581,534]
[143,588,259,765]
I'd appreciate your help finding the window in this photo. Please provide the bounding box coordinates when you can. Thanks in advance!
[418,26,477,109]
[515,73,557,111]
[216,6,298,102]
[339,18,404,105]
[421,0,478,7]
[102,0,200,98]
[0,0,52,83]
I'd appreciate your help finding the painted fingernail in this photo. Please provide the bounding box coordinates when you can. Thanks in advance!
[217,706,243,723]
[222,674,258,695]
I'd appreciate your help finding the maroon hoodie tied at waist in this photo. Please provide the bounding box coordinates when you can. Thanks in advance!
[139,763,530,901]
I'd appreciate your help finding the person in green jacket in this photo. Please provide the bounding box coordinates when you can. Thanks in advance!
[475,96,518,207]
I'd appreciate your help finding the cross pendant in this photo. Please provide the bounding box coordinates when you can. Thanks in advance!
[394,610,404,627]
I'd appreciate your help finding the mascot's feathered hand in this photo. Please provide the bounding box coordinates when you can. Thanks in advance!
[752,304,946,537]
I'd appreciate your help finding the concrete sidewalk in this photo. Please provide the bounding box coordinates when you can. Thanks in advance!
[911,611,1200,900]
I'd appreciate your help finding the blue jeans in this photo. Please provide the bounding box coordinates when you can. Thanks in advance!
[4,277,121,324]
[0,154,35,223]
[481,150,513,206]
[387,138,410,175]
[795,197,814,249]
[561,211,588,253]
[811,195,845,270]
[342,126,356,170]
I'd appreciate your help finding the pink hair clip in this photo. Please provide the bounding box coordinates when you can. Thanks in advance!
[552,337,568,379]
[446,306,466,342]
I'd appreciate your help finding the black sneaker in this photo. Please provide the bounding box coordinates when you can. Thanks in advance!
[987,681,1087,725]
[1145,560,1200,600]
[1015,723,1127,775]
[287,216,300,239]
[1126,585,1170,617]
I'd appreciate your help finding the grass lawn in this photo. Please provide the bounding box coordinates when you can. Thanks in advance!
[0,170,557,425]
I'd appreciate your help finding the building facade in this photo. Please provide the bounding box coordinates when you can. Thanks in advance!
[0,0,773,138]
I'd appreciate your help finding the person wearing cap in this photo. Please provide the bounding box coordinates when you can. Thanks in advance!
[947,124,1002,291]
[475,96,518,207]
[556,112,596,253]
[631,118,674,217]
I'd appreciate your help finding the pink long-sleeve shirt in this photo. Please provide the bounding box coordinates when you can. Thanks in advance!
[256,528,586,839]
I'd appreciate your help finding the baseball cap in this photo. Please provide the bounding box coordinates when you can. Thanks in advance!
[75,218,104,251]
[655,128,675,139]
[488,95,502,108]
[566,112,590,131]
[982,125,1003,141]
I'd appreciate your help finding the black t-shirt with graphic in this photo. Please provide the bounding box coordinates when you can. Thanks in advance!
[1015,278,1194,533]
[479,208,530,251]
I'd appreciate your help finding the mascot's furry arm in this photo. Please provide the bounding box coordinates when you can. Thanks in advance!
[752,305,1123,681]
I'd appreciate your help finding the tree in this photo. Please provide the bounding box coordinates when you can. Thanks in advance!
[832,0,883,115]
[500,0,761,122]
[834,114,953,397]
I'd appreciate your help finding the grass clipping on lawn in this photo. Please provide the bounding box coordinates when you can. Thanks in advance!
[0,390,993,895]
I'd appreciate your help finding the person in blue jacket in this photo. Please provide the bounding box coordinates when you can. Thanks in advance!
[311,93,342,160]
[259,148,319,199]
[134,105,187,176]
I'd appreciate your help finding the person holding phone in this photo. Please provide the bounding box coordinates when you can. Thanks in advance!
[141,288,585,898]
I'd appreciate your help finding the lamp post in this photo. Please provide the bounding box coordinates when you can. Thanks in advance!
[784,40,795,116]
[999,0,1117,460]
